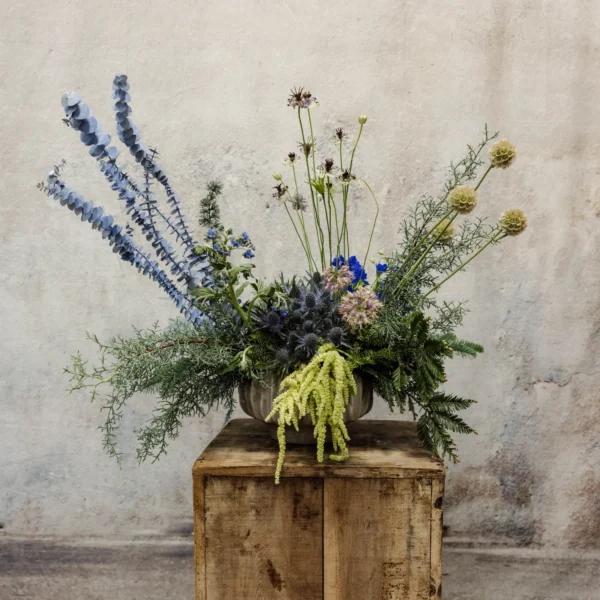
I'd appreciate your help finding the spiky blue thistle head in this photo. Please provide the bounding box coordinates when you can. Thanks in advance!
[297,332,319,356]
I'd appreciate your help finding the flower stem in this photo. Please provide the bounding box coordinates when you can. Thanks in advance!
[424,231,505,297]
[283,200,313,271]
[475,164,493,191]
[395,213,458,295]
[359,178,380,279]
[227,283,251,325]
[397,208,456,275]
[298,108,325,269]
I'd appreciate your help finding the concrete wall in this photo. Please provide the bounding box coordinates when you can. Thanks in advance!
[1,0,599,551]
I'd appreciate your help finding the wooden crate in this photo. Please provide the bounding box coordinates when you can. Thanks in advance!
[193,419,445,600]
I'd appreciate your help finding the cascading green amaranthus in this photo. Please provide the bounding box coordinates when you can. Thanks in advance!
[266,343,357,483]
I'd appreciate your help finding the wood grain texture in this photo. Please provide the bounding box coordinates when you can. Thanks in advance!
[324,478,433,600]
[203,476,323,600]
[193,475,206,600]
[193,419,444,480]
[430,478,445,599]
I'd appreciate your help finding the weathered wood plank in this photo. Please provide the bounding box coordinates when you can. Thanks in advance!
[324,478,432,600]
[193,475,206,600]
[430,478,445,599]
[204,476,323,600]
[193,419,444,479]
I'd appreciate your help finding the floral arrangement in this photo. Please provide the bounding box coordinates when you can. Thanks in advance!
[40,76,527,483]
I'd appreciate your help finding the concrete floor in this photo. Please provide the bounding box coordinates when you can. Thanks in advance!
[1,536,599,599]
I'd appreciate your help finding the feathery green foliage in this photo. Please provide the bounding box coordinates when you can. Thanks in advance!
[198,180,223,234]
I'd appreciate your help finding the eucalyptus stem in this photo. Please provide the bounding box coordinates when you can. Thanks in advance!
[359,178,380,278]
[425,231,504,297]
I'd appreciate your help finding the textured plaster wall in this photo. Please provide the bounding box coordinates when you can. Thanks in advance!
[1,0,599,551]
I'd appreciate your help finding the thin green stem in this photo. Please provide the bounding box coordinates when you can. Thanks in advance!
[475,164,493,191]
[349,123,364,175]
[307,109,318,180]
[291,164,300,195]
[283,201,312,271]
[298,108,325,269]
[359,178,380,278]
[395,213,458,296]
[227,283,251,325]
[327,179,338,264]
[424,231,505,297]
[397,208,456,274]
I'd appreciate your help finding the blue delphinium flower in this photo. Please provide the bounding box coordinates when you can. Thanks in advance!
[230,238,241,248]
[241,231,250,243]
[376,262,388,274]
[207,228,217,239]
[332,255,368,288]
[243,249,255,259]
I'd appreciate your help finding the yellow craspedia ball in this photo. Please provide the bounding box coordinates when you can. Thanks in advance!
[434,219,455,243]
[490,139,517,169]
[499,208,528,236]
[448,186,478,214]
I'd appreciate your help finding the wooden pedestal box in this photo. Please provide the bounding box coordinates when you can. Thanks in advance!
[193,419,445,600]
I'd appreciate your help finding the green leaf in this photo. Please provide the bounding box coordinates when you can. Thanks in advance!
[191,287,216,299]
[392,366,407,391]
[235,282,250,298]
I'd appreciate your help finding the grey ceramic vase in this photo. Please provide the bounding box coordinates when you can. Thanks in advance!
[238,372,373,445]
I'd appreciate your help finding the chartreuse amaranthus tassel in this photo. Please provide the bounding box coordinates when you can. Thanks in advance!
[266,344,357,484]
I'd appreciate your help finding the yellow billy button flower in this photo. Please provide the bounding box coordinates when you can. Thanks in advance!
[490,139,517,169]
[499,208,528,236]
[358,115,368,125]
[448,186,478,214]
[433,218,455,243]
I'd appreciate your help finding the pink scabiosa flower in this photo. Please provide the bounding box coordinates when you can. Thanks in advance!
[322,265,354,293]
[338,288,383,329]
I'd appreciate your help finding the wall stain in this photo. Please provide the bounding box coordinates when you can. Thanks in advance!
[266,559,283,591]
[566,472,600,550]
